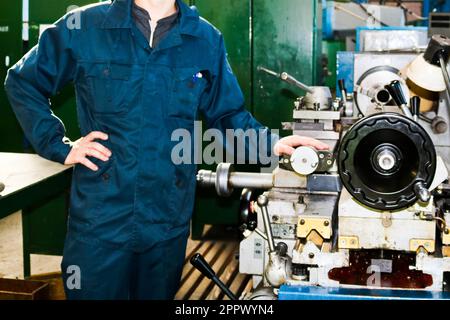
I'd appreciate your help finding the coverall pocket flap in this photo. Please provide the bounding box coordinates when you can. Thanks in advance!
[168,67,206,120]
[173,67,199,81]
[82,62,133,114]
[84,63,132,80]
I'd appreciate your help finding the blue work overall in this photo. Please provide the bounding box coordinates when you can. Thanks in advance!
[5,0,271,299]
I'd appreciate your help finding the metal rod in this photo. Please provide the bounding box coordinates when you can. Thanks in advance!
[257,195,276,253]
[257,66,314,94]
[213,277,238,300]
[439,55,450,100]
[400,104,414,119]
[257,66,280,78]
[197,170,273,190]
[254,228,268,240]
[280,72,315,94]
[229,172,273,189]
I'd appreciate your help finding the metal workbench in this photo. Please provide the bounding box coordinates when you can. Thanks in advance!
[0,153,72,277]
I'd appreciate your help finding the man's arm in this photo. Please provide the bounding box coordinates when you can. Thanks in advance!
[199,35,328,162]
[4,15,110,170]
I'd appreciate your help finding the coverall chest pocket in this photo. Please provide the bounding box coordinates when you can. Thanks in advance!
[167,67,208,120]
[84,62,132,115]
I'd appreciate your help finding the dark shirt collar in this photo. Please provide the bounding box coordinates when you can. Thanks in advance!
[132,2,179,47]
[132,1,179,23]
[102,0,201,38]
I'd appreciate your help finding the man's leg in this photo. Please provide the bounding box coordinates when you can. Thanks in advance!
[131,231,189,300]
[61,235,133,300]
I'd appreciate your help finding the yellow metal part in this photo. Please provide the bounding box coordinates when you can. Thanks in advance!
[297,217,332,239]
[409,239,435,253]
[306,230,324,248]
[443,229,450,245]
[338,236,359,249]
[443,246,450,257]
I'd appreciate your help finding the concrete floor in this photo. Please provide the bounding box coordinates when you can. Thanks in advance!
[0,211,62,279]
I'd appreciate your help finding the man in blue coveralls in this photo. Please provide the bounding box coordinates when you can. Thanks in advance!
[4,0,328,299]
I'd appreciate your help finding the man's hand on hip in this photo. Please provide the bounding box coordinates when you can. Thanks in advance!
[64,131,112,171]
[273,135,330,156]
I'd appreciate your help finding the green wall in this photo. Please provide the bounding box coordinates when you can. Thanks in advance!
[0,1,24,152]
[191,0,322,237]
[0,1,323,241]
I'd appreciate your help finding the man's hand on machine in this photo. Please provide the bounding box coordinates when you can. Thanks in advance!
[273,135,330,156]
[64,131,112,171]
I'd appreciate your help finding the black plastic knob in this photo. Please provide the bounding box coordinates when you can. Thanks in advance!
[190,253,216,279]
[190,252,238,300]
[276,242,288,257]
[410,96,421,116]
[385,80,407,107]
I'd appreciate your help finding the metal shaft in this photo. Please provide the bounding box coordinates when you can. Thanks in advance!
[257,66,280,78]
[280,72,315,94]
[439,55,450,100]
[254,228,268,240]
[257,195,276,253]
[229,172,273,189]
[257,66,314,94]
[197,170,273,190]
[213,277,238,300]
[400,104,413,119]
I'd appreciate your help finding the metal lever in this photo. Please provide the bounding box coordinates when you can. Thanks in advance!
[190,253,238,300]
[257,195,276,253]
[439,54,450,99]
[338,79,347,104]
[339,79,354,116]
[256,195,292,287]
[257,66,314,94]
[385,80,413,118]
[410,96,421,122]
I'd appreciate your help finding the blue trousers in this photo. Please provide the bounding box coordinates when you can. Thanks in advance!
[61,232,188,300]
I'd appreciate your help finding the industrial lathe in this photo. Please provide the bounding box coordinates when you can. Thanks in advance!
[192,35,450,300]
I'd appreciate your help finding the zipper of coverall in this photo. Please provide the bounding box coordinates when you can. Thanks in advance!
[128,26,152,249]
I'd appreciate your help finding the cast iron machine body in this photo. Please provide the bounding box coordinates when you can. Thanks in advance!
[194,36,450,300]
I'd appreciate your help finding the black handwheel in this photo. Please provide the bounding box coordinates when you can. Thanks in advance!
[338,113,436,211]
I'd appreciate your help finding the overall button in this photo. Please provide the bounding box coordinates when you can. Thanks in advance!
[175,178,183,188]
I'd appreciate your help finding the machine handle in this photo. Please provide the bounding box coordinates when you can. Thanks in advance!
[338,79,346,94]
[385,80,413,118]
[410,96,421,121]
[191,253,216,279]
[338,79,347,104]
[190,253,238,300]
[280,72,315,94]
[257,195,276,253]
[385,80,407,107]
[257,66,314,94]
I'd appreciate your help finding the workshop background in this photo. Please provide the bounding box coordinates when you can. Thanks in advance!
[0,0,449,300]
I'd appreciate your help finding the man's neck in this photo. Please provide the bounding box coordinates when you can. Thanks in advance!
[134,0,177,22]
